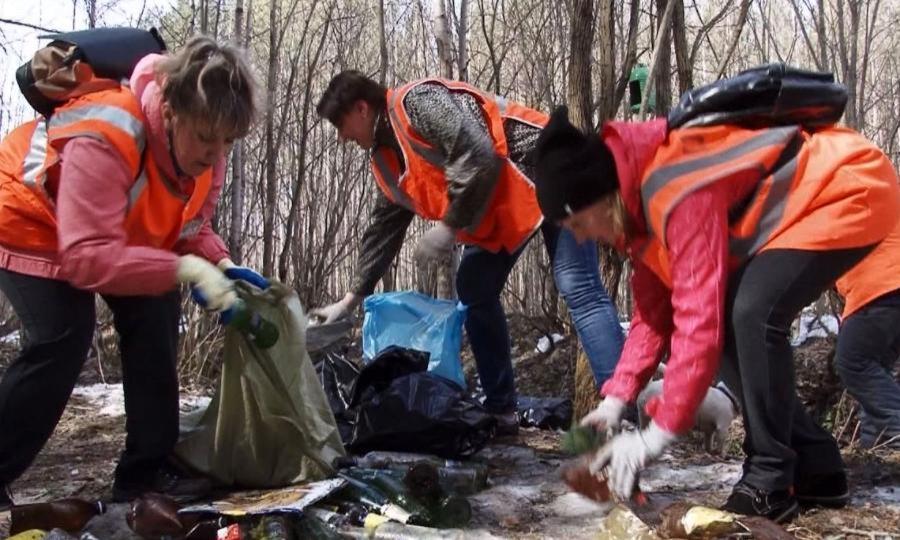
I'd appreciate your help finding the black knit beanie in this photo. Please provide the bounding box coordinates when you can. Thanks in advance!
[534,106,619,222]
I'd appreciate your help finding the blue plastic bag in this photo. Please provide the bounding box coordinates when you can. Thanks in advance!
[362,291,467,388]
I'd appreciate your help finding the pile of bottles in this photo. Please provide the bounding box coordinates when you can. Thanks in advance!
[6,451,490,540]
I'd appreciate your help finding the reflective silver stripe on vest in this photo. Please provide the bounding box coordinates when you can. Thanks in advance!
[729,141,801,258]
[127,165,149,210]
[22,120,49,189]
[49,104,146,153]
[641,126,799,232]
[371,148,416,211]
[495,95,508,115]
[179,217,204,240]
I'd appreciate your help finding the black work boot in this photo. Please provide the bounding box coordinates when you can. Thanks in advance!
[491,410,520,437]
[795,470,849,508]
[112,465,212,503]
[721,480,799,523]
[0,484,13,511]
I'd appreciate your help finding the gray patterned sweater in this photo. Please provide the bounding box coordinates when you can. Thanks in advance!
[353,82,541,296]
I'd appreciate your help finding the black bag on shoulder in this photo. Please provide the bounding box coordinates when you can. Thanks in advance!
[16,27,166,117]
[667,63,848,131]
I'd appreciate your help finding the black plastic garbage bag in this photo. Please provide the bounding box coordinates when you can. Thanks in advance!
[517,396,573,430]
[348,349,496,458]
[308,320,361,445]
[668,63,847,131]
[350,346,430,407]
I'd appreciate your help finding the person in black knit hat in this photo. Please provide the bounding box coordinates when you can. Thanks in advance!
[533,106,900,522]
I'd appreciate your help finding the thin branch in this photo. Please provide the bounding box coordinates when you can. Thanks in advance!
[0,17,62,33]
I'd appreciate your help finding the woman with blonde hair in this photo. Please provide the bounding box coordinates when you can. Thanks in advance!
[0,33,263,506]
[534,104,899,522]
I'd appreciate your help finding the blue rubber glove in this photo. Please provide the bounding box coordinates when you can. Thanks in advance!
[218,259,270,290]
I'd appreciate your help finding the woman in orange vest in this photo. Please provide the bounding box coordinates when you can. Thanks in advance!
[834,219,900,450]
[533,106,900,522]
[312,71,626,435]
[0,35,263,509]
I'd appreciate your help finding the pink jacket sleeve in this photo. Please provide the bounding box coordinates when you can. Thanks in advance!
[600,260,674,402]
[644,187,729,434]
[56,138,180,296]
[172,158,230,263]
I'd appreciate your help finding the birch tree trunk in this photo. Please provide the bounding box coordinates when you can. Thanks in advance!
[228,0,246,264]
[262,0,280,274]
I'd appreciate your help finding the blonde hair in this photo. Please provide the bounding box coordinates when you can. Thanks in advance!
[156,35,260,138]
[606,192,628,239]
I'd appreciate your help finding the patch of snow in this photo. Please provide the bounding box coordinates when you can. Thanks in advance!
[550,492,613,517]
[70,383,211,418]
[535,333,565,353]
[641,459,742,492]
[860,485,900,509]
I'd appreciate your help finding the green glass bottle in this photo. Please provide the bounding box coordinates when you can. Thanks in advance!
[337,473,413,524]
[227,298,279,349]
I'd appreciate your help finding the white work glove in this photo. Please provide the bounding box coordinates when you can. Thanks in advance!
[414,223,457,266]
[176,255,237,312]
[590,421,676,501]
[310,292,361,324]
[580,396,627,433]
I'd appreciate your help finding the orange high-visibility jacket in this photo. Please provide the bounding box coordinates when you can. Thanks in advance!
[370,78,547,253]
[836,214,900,319]
[0,85,213,254]
[633,124,900,287]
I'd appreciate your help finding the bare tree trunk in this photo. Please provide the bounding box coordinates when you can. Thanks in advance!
[640,0,677,118]
[836,0,860,129]
[653,0,674,115]
[229,0,246,264]
[457,0,469,82]
[596,0,616,122]
[262,0,279,275]
[567,0,594,130]
[857,0,881,134]
[612,0,641,116]
[87,0,97,28]
[672,0,692,94]
[715,0,751,79]
[434,0,454,78]
[200,0,209,34]
[817,0,828,70]
[377,0,389,85]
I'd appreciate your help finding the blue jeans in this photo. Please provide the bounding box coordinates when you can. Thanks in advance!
[457,222,623,413]
[835,289,900,448]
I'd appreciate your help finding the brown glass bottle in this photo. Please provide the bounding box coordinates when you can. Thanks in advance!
[10,498,106,535]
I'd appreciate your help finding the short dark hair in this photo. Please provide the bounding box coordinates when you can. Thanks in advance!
[316,70,387,125]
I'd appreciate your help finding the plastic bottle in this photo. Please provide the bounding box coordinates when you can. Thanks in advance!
[126,492,184,538]
[9,499,106,535]
[226,298,279,349]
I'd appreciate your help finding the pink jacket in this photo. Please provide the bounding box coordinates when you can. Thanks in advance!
[0,54,229,296]
[599,119,759,434]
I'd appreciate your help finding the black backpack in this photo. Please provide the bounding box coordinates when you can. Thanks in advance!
[16,27,166,117]
[667,63,848,131]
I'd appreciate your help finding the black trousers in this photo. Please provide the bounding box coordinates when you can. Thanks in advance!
[719,246,873,491]
[0,269,181,487]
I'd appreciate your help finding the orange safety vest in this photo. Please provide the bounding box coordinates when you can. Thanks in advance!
[0,85,213,254]
[371,78,547,253]
[836,214,900,319]
[632,124,900,287]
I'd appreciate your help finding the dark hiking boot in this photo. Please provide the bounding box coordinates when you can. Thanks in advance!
[795,471,849,508]
[0,484,12,511]
[721,481,799,523]
[492,411,520,437]
[112,466,212,503]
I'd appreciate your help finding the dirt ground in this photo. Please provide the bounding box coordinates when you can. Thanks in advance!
[0,319,898,539]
